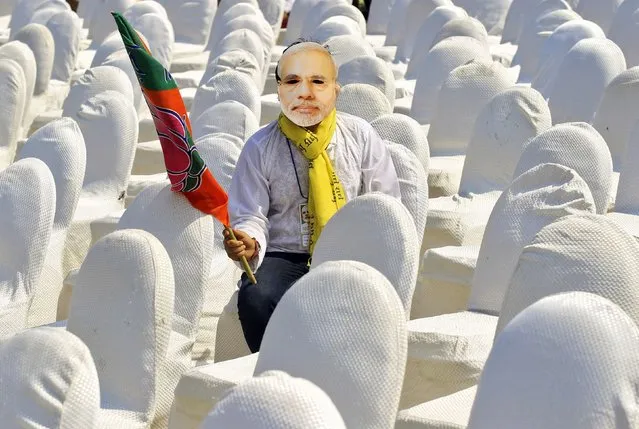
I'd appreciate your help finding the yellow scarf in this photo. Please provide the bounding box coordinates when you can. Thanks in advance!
[278,109,346,254]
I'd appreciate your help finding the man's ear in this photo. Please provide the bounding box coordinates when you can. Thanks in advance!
[335,83,341,97]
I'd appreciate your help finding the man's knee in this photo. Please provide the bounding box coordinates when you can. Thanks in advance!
[237,282,273,318]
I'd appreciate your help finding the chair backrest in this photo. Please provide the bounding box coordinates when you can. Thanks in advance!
[405,5,467,79]
[497,214,639,333]
[67,229,174,424]
[208,1,261,48]
[575,0,622,35]
[9,0,68,37]
[531,20,605,98]
[468,292,639,429]
[311,15,362,43]
[324,34,376,68]
[257,0,285,34]
[459,86,552,195]
[317,3,366,37]
[336,83,392,123]
[367,0,396,35]
[0,158,55,338]
[209,29,266,93]
[284,0,329,44]
[255,260,407,429]
[300,1,347,39]
[452,0,511,34]
[427,60,515,156]
[387,143,429,250]
[45,10,81,83]
[101,49,144,113]
[310,193,419,317]
[123,0,168,21]
[608,0,639,67]
[386,0,452,47]
[191,70,261,126]
[158,0,216,45]
[72,91,138,200]
[501,0,572,44]
[592,67,639,171]
[514,122,613,214]
[339,56,395,107]
[61,66,134,118]
[409,37,491,126]
[128,12,174,70]
[88,0,135,48]
[12,23,53,95]
[202,370,346,428]
[430,16,489,51]
[467,163,596,316]
[0,327,100,429]
[199,49,262,93]
[206,14,272,68]
[0,41,36,117]
[193,100,259,143]
[371,113,430,173]
[90,31,125,68]
[28,3,67,26]
[615,119,639,214]
[0,59,26,168]
[547,38,626,124]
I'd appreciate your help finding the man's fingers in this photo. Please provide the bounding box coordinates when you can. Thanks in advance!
[225,240,245,249]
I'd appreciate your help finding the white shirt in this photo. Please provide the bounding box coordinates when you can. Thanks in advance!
[229,112,401,270]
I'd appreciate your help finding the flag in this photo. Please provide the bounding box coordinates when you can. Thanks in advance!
[111,12,230,226]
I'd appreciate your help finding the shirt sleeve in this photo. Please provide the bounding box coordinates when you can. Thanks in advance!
[228,137,270,271]
[360,124,402,199]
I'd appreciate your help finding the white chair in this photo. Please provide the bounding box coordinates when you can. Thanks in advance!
[128,11,174,70]
[336,83,392,123]
[87,0,135,48]
[18,118,85,327]
[201,370,345,429]
[338,55,395,107]
[283,0,334,45]
[0,41,36,128]
[324,34,376,67]
[8,0,68,38]
[192,100,259,143]
[67,229,175,427]
[547,38,626,124]
[608,120,639,237]
[575,0,620,34]
[0,58,26,168]
[123,0,168,21]
[501,0,572,44]
[367,0,395,35]
[531,20,605,98]
[299,1,353,39]
[311,15,362,44]
[183,49,262,93]
[0,327,101,429]
[159,0,216,46]
[430,17,489,51]
[257,0,285,35]
[313,3,366,38]
[45,10,81,84]
[209,29,267,93]
[452,0,511,34]
[371,113,430,173]
[608,0,639,67]
[12,24,51,93]
[101,49,146,114]
[402,163,595,409]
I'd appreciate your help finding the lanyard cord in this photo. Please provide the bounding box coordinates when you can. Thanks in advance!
[286,138,308,200]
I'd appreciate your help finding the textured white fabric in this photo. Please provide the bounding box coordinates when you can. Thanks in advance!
[468,163,596,315]
[284,0,334,44]
[607,0,639,67]
[19,118,86,327]
[615,120,639,214]
[158,0,215,45]
[396,386,476,429]
[29,3,69,27]
[128,12,174,71]
[0,59,26,168]
[315,3,366,37]
[8,0,68,37]
[501,0,572,44]
[13,23,53,95]
[209,30,266,90]
[206,2,261,53]
[428,60,515,156]
[300,1,351,39]
[311,15,362,43]
[324,34,375,68]
[514,122,613,214]
[336,83,392,123]
[404,6,467,79]
[191,70,261,126]
[592,67,639,171]
[123,0,168,21]
[388,143,429,251]
[532,20,605,98]
[338,55,395,107]
[371,113,430,172]
[193,100,259,143]
[469,292,639,429]
[202,371,346,429]
[459,87,552,195]
[310,193,418,317]
[575,0,621,34]
[61,65,134,118]
[430,17,489,51]
[67,229,175,427]
[547,38,626,124]
[45,10,81,83]
[0,327,100,429]
[255,260,407,429]
[199,49,262,94]
[386,0,452,48]
[101,49,145,113]
[409,37,490,126]
[90,31,126,68]
[257,0,285,34]
[497,214,639,335]
[453,0,510,34]
[367,0,395,35]
[0,41,36,123]
[88,0,135,48]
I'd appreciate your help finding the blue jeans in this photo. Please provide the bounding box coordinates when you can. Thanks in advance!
[237,252,310,352]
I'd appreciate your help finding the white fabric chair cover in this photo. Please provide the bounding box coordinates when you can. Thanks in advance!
[310,193,419,317]
[385,0,452,48]
[388,144,429,251]
[452,0,510,34]
[123,0,168,21]
[12,23,53,95]
[405,6,467,79]
[128,12,174,71]
[191,70,262,127]
[0,327,100,429]
[0,59,26,167]
[76,0,96,23]
[608,0,639,39]
[396,386,476,429]
[336,83,392,123]
[615,120,639,214]
[67,229,175,427]
[284,0,332,44]
[496,213,639,333]
[45,10,81,83]
[102,49,145,113]
[300,1,350,39]
[193,100,259,142]
[532,20,605,98]
[88,0,135,48]
[202,370,345,429]
[428,60,515,156]
[371,113,430,172]
[315,3,366,37]
[8,0,68,37]
[199,50,262,93]
[257,0,285,34]
[609,0,639,66]
[430,17,489,51]
[206,14,273,70]
[514,122,613,214]
[367,0,394,35]
[469,292,639,429]
[512,9,581,82]
[207,2,261,52]
[0,41,36,122]
[575,0,622,34]
[29,3,69,26]
[324,34,376,68]
[209,29,267,92]
[0,158,54,338]
[255,260,407,429]
[547,38,626,124]
[409,37,491,126]
[592,67,639,171]
[338,56,395,107]
[61,65,134,118]
[18,118,85,327]
[159,0,216,45]
[501,0,572,44]
[90,31,126,68]
[311,15,362,43]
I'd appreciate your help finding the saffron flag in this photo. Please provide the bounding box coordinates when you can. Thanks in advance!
[112,12,230,226]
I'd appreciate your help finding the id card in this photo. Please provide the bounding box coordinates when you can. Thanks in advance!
[299,203,310,248]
